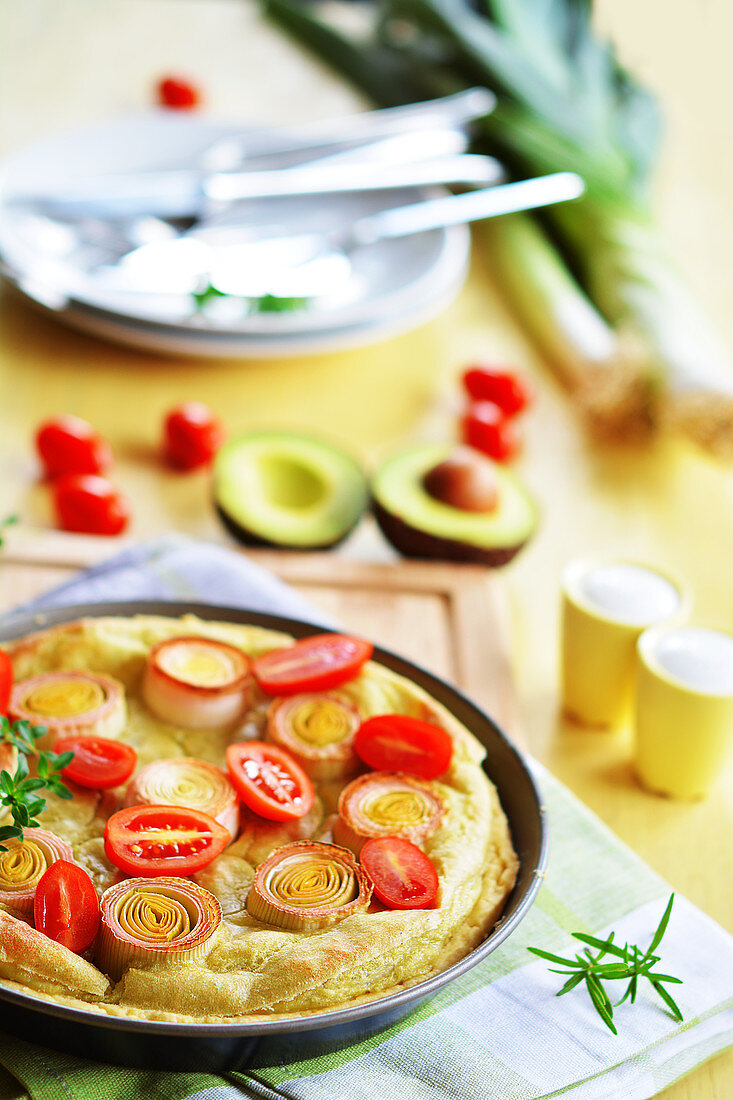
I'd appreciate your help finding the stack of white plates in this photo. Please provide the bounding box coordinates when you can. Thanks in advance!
[0,114,470,358]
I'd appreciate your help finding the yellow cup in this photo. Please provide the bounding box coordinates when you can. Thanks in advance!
[561,558,688,728]
[634,624,733,799]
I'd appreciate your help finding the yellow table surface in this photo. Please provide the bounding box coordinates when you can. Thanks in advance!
[0,3,731,1096]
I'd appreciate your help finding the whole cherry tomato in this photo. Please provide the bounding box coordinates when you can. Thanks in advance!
[462,366,534,417]
[36,416,113,479]
[462,402,521,463]
[163,402,225,471]
[156,75,201,110]
[53,474,130,536]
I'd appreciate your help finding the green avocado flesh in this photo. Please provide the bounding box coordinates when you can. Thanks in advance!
[214,431,368,549]
[372,443,538,564]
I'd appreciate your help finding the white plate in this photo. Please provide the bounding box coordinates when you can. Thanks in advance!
[0,114,470,358]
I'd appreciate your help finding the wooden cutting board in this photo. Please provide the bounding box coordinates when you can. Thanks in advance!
[0,532,522,746]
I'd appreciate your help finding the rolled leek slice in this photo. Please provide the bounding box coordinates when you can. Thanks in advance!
[142,636,251,730]
[267,692,361,780]
[96,876,222,981]
[9,671,126,743]
[247,841,371,931]
[332,772,444,855]
[125,757,239,841]
[0,829,74,915]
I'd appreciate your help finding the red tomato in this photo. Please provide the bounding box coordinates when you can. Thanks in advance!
[360,837,439,910]
[34,860,100,953]
[156,75,201,110]
[104,805,229,877]
[462,366,534,417]
[54,736,137,790]
[163,402,225,470]
[252,634,373,696]
[462,402,521,463]
[226,741,315,822]
[36,416,113,479]
[0,652,12,715]
[53,474,130,536]
[354,715,453,780]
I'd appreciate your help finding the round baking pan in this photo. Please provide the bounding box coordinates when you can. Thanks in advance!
[0,600,548,1071]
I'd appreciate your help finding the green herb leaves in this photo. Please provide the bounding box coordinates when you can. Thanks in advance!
[0,515,18,550]
[0,716,73,851]
[192,281,309,316]
[528,894,683,1034]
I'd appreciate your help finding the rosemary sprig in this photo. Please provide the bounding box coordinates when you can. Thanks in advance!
[528,895,683,1035]
[0,716,74,851]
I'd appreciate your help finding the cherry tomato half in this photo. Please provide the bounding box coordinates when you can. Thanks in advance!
[226,741,315,822]
[36,416,113,479]
[163,402,225,471]
[156,75,201,110]
[462,366,534,417]
[54,736,137,790]
[0,652,12,715]
[252,634,373,696]
[360,836,439,910]
[354,715,453,780]
[462,401,521,463]
[34,860,100,953]
[53,474,130,536]
[104,805,229,877]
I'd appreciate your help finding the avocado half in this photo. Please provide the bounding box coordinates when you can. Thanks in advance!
[214,431,368,549]
[372,443,538,566]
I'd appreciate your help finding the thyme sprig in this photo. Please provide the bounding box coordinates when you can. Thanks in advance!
[528,895,683,1035]
[0,717,74,851]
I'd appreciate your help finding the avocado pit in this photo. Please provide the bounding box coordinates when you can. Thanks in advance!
[422,448,499,513]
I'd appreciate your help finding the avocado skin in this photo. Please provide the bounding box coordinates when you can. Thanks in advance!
[373,498,529,567]
[215,502,362,551]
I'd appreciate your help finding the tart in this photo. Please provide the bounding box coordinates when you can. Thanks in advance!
[0,614,518,1023]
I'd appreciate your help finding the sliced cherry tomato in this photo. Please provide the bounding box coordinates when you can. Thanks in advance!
[354,715,453,780]
[104,805,229,877]
[462,401,521,463]
[252,634,373,696]
[462,366,534,417]
[34,860,100,953]
[360,836,439,910]
[156,75,201,110]
[0,652,12,715]
[54,736,137,790]
[36,416,113,479]
[53,474,130,536]
[163,402,225,470]
[226,741,314,822]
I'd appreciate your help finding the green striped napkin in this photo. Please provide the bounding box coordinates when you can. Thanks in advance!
[0,536,730,1100]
